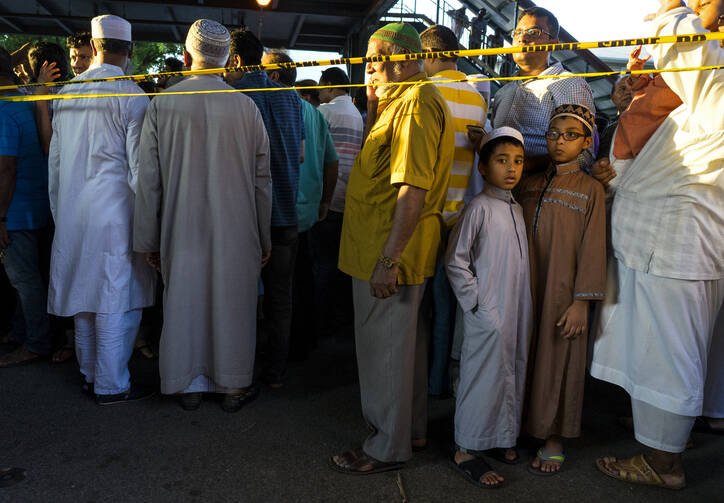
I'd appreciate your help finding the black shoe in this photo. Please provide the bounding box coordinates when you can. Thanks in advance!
[179,392,202,411]
[220,385,259,413]
[96,384,156,405]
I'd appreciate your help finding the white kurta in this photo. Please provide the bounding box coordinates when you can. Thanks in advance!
[591,8,724,417]
[48,63,155,316]
[133,75,272,394]
[445,185,532,450]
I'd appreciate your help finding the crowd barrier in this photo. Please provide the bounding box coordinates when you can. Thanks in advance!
[1,31,722,102]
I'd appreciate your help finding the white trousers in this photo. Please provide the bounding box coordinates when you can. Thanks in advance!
[632,399,695,454]
[703,306,724,418]
[74,310,142,395]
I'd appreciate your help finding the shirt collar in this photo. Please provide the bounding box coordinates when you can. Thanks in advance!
[483,184,514,203]
[88,62,126,75]
[432,69,466,80]
[329,94,352,105]
[377,72,427,114]
[546,161,580,177]
[518,62,565,83]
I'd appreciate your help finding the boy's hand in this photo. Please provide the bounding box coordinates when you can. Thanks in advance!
[556,300,589,339]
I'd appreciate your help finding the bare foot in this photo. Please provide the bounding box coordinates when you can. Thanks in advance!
[0,347,41,367]
[503,448,517,462]
[455,450,504,486]
[530,436,564,473]
[644,450,686,488]
[52,346,74,363]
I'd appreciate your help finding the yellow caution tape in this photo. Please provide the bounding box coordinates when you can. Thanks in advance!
[2,64,721,102]
[0,31,722,93]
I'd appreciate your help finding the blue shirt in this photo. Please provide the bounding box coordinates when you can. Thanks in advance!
[296,100,338,233]
[0,97,51,231]
[233,72,305,227]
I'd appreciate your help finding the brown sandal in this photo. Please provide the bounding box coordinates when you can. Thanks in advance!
[330,448,404,475]
[595,455,685,490]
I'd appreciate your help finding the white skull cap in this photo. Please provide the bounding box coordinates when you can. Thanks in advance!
[479,126,525,151]
[91,14,132,42]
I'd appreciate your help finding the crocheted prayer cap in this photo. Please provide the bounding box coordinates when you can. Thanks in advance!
[370,23,422,53]
[185,19,230,62]
[550,104,595,134]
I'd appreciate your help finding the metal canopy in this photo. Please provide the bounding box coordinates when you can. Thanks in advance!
[0,0,396,52]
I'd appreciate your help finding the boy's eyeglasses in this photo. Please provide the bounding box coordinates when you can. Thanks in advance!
[510,27,555,39]
[545,131,587,141]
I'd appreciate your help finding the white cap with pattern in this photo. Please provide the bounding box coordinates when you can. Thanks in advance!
[185,19,230,66]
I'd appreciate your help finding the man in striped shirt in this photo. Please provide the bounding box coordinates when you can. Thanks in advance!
[420,24,487,398]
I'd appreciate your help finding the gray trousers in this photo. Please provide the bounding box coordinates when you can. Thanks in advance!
[352,278,430,463]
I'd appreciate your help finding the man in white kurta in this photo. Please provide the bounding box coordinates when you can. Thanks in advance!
[48,15,155,404]
[592,2,724,489]
[133,20,271,412]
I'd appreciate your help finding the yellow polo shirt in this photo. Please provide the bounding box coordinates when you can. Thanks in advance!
[338,72,455,285]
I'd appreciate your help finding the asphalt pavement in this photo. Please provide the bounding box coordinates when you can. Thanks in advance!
[1,334,723,503]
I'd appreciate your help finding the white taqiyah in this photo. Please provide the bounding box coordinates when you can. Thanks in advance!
[479,126,525,150]
[91,14,132,42]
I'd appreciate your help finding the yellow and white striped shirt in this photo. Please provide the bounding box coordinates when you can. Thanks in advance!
[430,69,487,227]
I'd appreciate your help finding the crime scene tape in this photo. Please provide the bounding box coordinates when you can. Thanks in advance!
[1,30,722,94]
[3,64,722,103]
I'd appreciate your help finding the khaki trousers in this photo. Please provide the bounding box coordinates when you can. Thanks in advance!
[352,278,430,462]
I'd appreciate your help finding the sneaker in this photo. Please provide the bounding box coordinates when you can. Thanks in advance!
[96,384,156,405]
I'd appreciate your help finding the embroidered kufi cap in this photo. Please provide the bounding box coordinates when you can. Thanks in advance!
[91,15,132,42]
[185,19,230,63]
[550,104,595,134]
[370,23,422,53]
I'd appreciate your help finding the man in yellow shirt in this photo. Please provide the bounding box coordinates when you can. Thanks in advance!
[331,23,455,475]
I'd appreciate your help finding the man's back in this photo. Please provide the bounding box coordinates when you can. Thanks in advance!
[48,62,154,316]
[429,69,487,226]
[233,70,304,227]
[0,99,50,231]
[319,94,363,214]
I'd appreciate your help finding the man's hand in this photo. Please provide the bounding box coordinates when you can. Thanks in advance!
[145,252,161,272]
[627,46,652,72]
[590,158,616,189]
[36,61,61,85]
[318,202,329,222]
[369,261,399,299]
[466,125,485,153]
[261,250,271,268]
[556,300,589,339]
[0,222,10,250]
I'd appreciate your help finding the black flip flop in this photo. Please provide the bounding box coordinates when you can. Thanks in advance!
[485,448,520,465]
[449,455,504,489]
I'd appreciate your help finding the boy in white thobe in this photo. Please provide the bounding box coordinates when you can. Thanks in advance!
[445,127,532,488]
[48,15,155,404]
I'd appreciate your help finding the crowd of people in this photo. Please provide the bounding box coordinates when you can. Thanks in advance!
[0,0,722,492]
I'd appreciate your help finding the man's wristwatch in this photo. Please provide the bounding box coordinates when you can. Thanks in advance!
[378,255,399,269]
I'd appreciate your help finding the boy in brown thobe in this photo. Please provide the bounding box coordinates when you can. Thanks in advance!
[518,104,606,476]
